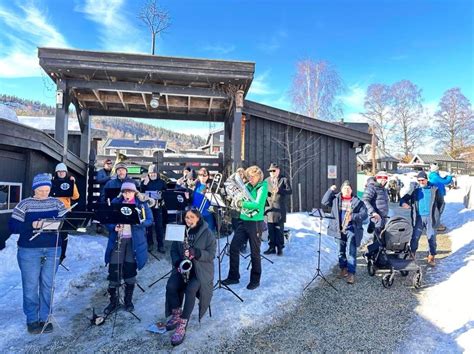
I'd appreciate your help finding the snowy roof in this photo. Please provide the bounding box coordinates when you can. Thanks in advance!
[410,153,458,164]
[359,144,399,163]
[104,139,167,150]
[0,105,19,122]
[17,116,81,131]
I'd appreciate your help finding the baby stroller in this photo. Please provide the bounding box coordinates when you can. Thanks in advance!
[365,216,422,289]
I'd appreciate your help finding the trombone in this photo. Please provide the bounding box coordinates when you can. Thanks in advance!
[198,173,223,213]
[111,151,128,176]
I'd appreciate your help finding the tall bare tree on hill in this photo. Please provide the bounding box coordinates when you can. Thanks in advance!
[390,80,424,158]
[432,88,473,158]
[361,83,394,152]
[138,0,171,55]
[290,59,344,121]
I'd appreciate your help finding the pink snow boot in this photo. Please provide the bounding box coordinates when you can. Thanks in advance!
[166,308,182,331]
[171,318,188,346]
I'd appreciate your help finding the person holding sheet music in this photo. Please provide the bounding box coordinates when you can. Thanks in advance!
[165,208,216,346]
[189,168,216,232]
[104,181,153,315]
[8,173,67,334]
[140,164,167,253]
[51,163,80,264]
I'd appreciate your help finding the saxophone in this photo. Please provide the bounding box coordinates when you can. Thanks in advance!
[178,228,193,283]
[341,206,352,233]
[270,176,279,204]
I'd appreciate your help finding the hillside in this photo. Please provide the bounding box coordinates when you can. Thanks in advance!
[0,94,206,151]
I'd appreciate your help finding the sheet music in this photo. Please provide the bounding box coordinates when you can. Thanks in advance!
[165,224,185,242]
[41,220,62,231]
[205,192,226,207]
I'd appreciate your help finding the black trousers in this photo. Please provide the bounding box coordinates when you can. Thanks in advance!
[166,271,200,319]
[268,221,284,249]
[146,208,164,248]
[228,220,261,284]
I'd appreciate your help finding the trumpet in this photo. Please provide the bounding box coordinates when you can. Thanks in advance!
[341,206,352,233]
[178,228,193,283]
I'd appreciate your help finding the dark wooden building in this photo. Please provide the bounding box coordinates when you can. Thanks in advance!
[241,101,370,211]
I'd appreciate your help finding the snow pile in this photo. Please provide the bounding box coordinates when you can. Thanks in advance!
[0,213,339,351]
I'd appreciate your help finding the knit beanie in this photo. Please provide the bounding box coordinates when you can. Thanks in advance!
[417,171,428,180]
[32,173,52,190]
[55,162,68,172]
[430,163,439,172]
[341,180,352,188]
[121,181,137,192]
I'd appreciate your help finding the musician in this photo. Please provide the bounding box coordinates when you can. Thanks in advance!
[263,163,292,256]
[96,158,113,197]
[165,208,216,346]
[104,181,153,315]
[176,166,196,190]
[189,168,216,232]
[223,166,268,290]
[322,180,367,284]
[101,162,138,202]
[51,163,79,264]
[140,164,167,253]
[8,174,67,334]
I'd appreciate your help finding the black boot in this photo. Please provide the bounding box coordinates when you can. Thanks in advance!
[104,287,119,315]
[124,283,135,312]
[263,247,276,255]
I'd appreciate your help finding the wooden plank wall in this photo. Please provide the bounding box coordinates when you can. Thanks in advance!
[243,114,357,212]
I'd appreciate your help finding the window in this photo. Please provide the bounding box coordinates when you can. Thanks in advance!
[219,134,224,143]
[0,182,22,213]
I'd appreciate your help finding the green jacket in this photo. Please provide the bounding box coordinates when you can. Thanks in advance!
[240,180,268,221]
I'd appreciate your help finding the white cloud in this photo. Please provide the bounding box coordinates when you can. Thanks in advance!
[248,70,276,96]
[202,44,236,55]
[0,3,69,78]
[341,84,366,111]
[345,112,367,123]
[76,0,146,53]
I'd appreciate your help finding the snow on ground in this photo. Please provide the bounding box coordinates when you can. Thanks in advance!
[1,176,472,352]
[401,176,474,353]
[0,212,339,351]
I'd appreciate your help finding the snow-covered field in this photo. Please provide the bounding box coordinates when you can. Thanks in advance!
[0,176,472,352]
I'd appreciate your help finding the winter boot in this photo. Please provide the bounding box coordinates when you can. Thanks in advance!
[104,287,120,315]
[346,273,355,284]
[124,283,135,312]
[166,308,182,331]
[171,318,188,346]
[263,247,276,255]
[338,268,348,278]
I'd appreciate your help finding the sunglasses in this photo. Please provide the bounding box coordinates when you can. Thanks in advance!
[417,179,427,182]
[269,170,276,172]
[198,173,208,177]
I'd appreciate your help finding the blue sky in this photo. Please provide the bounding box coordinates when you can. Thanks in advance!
[0,0,472,138]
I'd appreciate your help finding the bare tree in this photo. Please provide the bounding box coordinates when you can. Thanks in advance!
[275,122,321,212]
[361,84,394,152]
[432,88,473,158]
[390,80,424,158]
[138,0,171,55]
[290,59,344,121]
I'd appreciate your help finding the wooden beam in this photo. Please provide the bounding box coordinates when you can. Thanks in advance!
[116,91,128,110]
[92,89,106,109]
[141,93,149,111]
[66,79,228,99]
[88,109,226,122]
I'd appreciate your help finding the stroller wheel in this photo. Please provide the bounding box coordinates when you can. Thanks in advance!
[412,270,422,289]
[367,260,376,276]
[400,270,409,277]
[382,274,394,288]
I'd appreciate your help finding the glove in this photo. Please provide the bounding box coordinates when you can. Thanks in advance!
[189,247,201,260]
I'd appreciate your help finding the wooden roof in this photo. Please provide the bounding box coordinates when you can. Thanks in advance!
[38,48,255,122]
[243,100,371,145]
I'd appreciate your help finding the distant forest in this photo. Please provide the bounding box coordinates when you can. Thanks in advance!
[0,94,206,151]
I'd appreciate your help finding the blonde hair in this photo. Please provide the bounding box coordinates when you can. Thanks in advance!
[245,165,263,182]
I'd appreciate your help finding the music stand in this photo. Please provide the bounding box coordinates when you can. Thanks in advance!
[303,208,338,292]
[148,224,185,288]
[95,204,143,335]
[208,192,244,303]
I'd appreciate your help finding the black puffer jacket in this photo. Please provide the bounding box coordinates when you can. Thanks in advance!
[362,182,389,218]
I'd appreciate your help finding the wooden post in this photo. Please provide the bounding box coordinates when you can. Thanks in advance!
[79,109,90,161]
[370,125,376,175]
[55,80,69,161]
[231,90,245,172]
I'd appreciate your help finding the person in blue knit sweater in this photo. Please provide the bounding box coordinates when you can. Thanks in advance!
[400,171,442,266]
[8,173,66,334]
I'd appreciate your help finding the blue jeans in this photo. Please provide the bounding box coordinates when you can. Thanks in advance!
[17,247,60,324]
[339,230,357,274]
[411,215,437,256]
